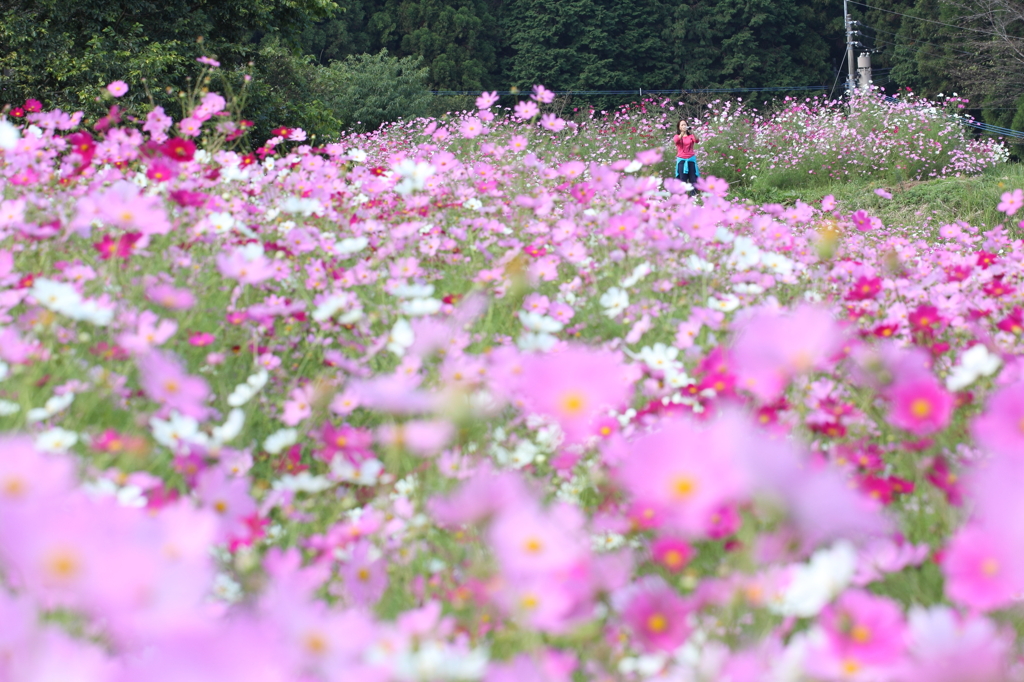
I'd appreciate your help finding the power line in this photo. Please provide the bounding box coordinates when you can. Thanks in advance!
[866,25,976,55]
[848,0,1004,37]
[429,86,828,96]
[829,50,849,99]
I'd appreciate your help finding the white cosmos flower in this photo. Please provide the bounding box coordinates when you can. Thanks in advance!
[600,287,630,318]
[728,236,762,270]
[388,318,415,356]
[761,251,796,277]
[264,428,298,455]
[0,119,20,151]
[685,254,714,275]
[517,332,559,352]
[272,472,333,493]
[0,400,19,416]
[401,298,442,316]
[333,237,368,255]
[208,212,236,234]
[211,408,245,444]
[772,541,857,617]
[621,262,652,288]
[26,392,75,424]
[623,159,643,173]
[392,283,435,298]
[707,294,740,312]
[331,457,384,485]
[150,411,209,450]
[393,160,436,195]
[35,427,79,453]
[347,148,368,163]
[946,344,1002,391]
[518,311,563,333]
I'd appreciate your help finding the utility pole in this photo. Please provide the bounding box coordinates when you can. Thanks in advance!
[844,0,856,95]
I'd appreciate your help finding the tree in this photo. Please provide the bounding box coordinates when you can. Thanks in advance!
[665,0,834,90]
[0,0,338,115]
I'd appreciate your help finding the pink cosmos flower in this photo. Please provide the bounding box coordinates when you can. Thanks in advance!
[118,310,177,355]
[460,117,484,139]
[635,149,663,165]
[851,209,874,232]
[887,374,954,435]
[216,245,275,285]
[617,416,750,537]
[819,589,905,667]
[539,113,566,132]
[282,385,315,426]
[106,80,129,97]
[695,175,729,197]
[874,188,893,199]
[339,540,388,607]
[531,84,556,103]
[516,346,634,444]
[942,523,1024,612]
[146,283,195,310]
[650,536,693,572]
[822,194,837,211]
[196,467,258,543]
[732,304,845,401]
[178,117,202,137]
[902,606,1012,682]
[971,380,1024,458]
[476,91,499,109]
[622,577,691,652]
[997,188,1023,216]
[97,181,171,235]
[137,350,211,419]
[514,100,540,120]
[488,501,585,578]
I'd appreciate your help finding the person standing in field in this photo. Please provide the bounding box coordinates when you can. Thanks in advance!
[673,120,700,196]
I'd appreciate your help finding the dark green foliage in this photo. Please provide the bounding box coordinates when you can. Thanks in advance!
[667,0,835,89]
[4,0,1022,140]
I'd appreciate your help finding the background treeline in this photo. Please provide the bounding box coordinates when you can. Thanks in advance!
[0,0,1021,142]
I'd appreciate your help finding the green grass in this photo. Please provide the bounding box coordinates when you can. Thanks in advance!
[732,162,1024,236]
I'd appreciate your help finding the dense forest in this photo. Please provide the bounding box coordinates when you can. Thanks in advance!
[1,0,1021,140]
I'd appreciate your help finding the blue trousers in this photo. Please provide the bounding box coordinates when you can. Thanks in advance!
[675,156,699,194]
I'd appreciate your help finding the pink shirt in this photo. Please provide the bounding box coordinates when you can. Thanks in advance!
[674,134,697,158]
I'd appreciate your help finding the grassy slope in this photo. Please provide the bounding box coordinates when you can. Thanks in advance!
[732,162,1024,238]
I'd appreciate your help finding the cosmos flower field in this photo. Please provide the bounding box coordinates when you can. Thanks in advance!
[1,75,1023,681]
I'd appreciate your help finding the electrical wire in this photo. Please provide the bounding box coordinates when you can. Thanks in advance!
[865,25,976,55]
[828,50,849,99]
[429,86,829,96]
[848,0,1004,37]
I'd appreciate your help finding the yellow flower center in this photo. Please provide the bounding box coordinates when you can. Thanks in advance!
[559,391,587,416]
[851,624,871,644]
[523,537,544,554]
[663,549,685,569]
[2,477,26,498]
[910,398,932,418]
[983,558,1000,577]
[647,613,668,633]
[44,549,81,582]
[671,475,698,500]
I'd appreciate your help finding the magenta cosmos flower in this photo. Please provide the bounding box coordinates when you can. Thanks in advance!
[887,374,954,435]
[622,577,691,652]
